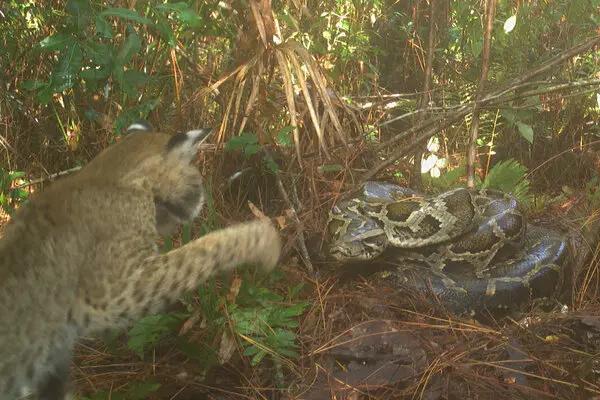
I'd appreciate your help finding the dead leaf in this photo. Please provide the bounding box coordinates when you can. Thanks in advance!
[227,275,242,303]
[248,200,267,219]
[218,330,237,365]
[275,215,288,229]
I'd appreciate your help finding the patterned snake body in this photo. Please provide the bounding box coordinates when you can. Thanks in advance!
[326,182,568,313]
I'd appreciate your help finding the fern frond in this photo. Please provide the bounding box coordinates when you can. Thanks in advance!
[480,159,532,204]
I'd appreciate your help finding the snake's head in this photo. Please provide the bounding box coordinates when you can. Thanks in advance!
[326,206,388,262]
[327,239,387,261]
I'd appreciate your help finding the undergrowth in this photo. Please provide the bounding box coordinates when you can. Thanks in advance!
[91,165,307,399]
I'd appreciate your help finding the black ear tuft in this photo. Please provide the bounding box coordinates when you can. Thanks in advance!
[166,131,189,152]
[126,120,153,133]
[166,129,212,152]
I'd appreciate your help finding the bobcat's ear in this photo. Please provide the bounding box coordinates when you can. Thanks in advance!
[166,128,212,162]
[126,120,154,133]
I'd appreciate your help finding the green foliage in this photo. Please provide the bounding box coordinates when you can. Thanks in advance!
[125,205,305,369]
[0,169,29,215]
[422,158,532,205]
[15,0,234,136]
[318,164,344,173]
[123,274,307,369]
[80,381,160,400]
[276,126,295,147]
[584,175,600,208]
[225,132,261,156]
[481,159,532,204]
[422,162,477,192]
[225,132,280,173]
[501,109,536,144]
[127,313,186,358]
[228,276,308,366]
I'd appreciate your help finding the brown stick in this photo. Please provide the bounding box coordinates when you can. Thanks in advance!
[412,0,438,188]
[466,0,496,188]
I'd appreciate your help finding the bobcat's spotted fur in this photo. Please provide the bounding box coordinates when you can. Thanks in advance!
[0,123,281,399]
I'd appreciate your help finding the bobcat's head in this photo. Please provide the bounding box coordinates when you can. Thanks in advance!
[79,121,211,236]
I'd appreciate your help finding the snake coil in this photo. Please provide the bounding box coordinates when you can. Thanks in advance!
[326,182,568,314]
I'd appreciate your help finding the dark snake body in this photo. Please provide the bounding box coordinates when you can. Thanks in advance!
[326,182,568,314]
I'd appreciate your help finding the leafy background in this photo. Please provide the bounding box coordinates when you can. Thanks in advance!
[1,0,599,398]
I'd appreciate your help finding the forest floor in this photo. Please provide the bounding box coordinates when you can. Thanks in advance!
[66,186,600,400]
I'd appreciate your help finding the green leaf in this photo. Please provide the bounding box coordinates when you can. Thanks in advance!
[318,164,343,173]
[100,8,153,25]
[123,381,161,400]
[50,42,83,93]
[8,171,25,180]
[67,0,93,30]
[243,345,261,356]
[470,38,483,58]
[481,159,531,204]
[21,80,47,91]
[154,14,177,46]
[95,15,113,38]
[80,67,111,82]
[244,143,260,156]
[115,28,142,67]
[264,157,280,174]
[225,132,259,152]
[157,2,204,29]
[276,126,294,147]
[251,349,267,365]
[120,70,149,96]
[287,283,305,300]
[516,121,534,143]
[127,313,184,358]
[39,33,73,51]
[501,109,517,124]
[83,42,113,66]
[36,85,54,105]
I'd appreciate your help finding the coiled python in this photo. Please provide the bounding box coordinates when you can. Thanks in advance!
[326,182,568,314]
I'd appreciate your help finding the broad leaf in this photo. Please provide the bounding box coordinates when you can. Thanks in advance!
[95,15,113,38]
[516,121,534,143]
[115,28,142,67]
[276,125,294,146]
[39,33,73,51]
[100,8,153,25]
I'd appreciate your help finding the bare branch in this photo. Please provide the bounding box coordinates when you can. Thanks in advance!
[466,0,496,188]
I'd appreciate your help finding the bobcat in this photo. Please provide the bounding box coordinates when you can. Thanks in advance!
[0,122,281,399]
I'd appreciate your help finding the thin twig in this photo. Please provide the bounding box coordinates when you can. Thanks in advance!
[14,166,82,189]
[375,35,600,152]
[360,36,600,183]
[466,0,495,188]
[0,133,17,156]
[263,150,314,274]
[411,0,437,188]
[379,79,600,124]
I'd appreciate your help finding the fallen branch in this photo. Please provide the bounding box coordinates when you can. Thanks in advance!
[361,35,600,183]
[14,166,82,189]
[263,149,314,274]
[375,35,600,153]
